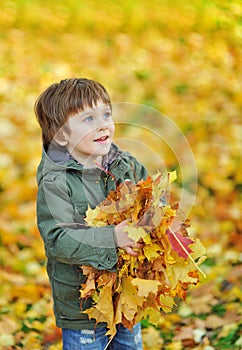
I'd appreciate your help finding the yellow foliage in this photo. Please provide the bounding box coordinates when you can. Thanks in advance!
[0,0,241,347]
[82,173,206,336]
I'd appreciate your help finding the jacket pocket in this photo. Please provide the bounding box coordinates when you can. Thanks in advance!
[52,261,93,318]
[53,261,85,285]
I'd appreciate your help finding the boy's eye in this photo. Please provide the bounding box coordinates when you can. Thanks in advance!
[103,112,111,119]
[84,116,93,122]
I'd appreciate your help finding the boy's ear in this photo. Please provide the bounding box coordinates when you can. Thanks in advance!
[53,130,68,146]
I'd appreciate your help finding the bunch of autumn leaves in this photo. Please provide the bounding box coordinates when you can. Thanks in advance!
[80,172,206,337]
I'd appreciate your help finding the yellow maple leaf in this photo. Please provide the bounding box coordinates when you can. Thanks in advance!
[143,234,152,244]
[166,263,198,289]
[190,238,207,265]
[120,277,144,307]
[84,279,116,337]
[159,294,176,313]
[136,306,161,327]
[143,243,161,260]
[168,170,177,183]
[114,276,144,330]
[85,206,107,226]
[131,278,161,297]
[124,225,148,242]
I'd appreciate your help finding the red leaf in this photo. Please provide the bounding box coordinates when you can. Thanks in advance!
[167,229,194,259]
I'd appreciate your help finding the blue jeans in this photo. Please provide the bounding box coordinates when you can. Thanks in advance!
[62,323,143,350]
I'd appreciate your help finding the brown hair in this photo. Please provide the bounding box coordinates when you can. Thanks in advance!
[34,78,111,146]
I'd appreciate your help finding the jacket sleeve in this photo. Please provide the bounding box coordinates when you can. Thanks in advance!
[134,158,149,182]
[37,174,117,271]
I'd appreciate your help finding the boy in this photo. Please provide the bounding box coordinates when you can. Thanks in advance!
[35,78,147,349]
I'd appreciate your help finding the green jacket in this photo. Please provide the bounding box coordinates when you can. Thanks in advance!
[36,143,148,330]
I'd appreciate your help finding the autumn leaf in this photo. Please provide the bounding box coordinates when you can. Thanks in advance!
[159,294,176,313]
[84,278,116,337]
[124,225,149,242]
[143,243,161,260]
[166,229,194,259]
[1,1,240,348]
[117,277,144,326]
[81,172,206,336]
[131,278,161,297]
[80,266,96,298]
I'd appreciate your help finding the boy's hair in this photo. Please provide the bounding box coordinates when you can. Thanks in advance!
[34,78,111,146]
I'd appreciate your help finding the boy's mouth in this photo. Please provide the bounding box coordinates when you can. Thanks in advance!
[94,135,109,143]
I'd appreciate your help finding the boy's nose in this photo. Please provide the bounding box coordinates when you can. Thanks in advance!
[97,124,109,133]
[96,117,109,130]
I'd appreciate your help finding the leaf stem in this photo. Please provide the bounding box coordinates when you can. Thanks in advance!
[168,227,206,278]
[104,335,115,350]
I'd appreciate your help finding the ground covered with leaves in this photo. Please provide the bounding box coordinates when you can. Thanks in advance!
[0,0,241,349]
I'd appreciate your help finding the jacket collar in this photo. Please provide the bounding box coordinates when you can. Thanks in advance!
[46,143,122,168]
[37,142,122,181]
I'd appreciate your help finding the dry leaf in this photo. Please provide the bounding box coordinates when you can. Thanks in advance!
[81,173,206,336]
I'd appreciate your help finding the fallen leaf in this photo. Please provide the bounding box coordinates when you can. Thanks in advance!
[167,229,194,259]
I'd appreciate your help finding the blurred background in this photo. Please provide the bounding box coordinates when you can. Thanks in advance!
[0,0,241,349]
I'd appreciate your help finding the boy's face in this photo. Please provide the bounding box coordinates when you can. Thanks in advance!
[59,100,114,167]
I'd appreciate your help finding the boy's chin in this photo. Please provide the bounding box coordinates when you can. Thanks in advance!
[95,143,112,156]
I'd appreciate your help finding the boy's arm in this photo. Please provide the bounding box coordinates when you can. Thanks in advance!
[37,178,117,271]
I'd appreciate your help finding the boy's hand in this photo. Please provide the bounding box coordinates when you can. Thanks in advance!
[114,220,143,256]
